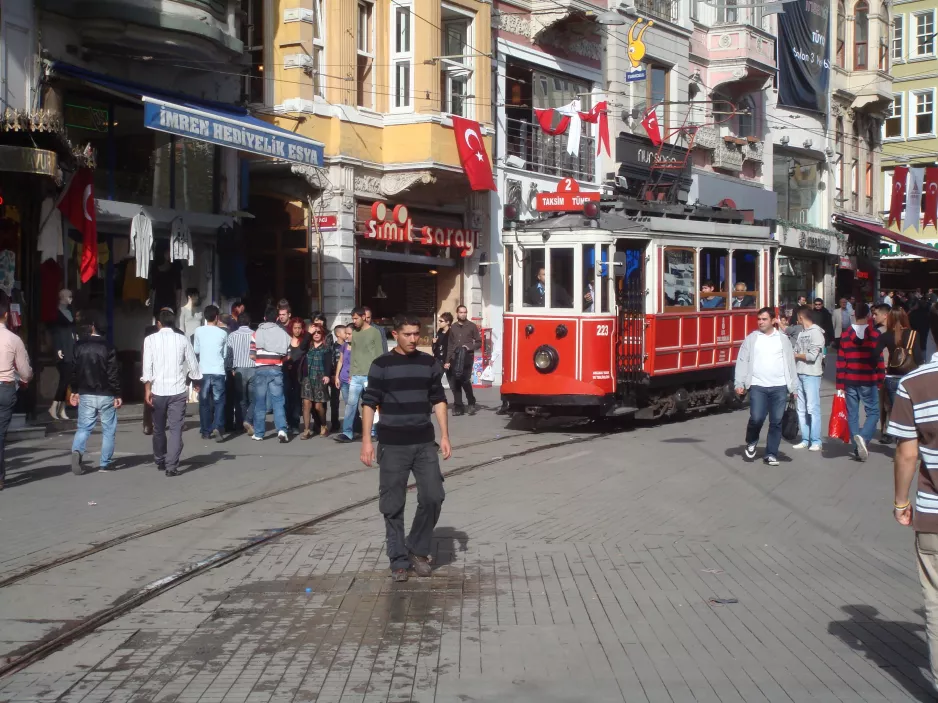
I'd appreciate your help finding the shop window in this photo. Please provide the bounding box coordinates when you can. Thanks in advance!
[506,244,514,312]
[699,248,728,310]
[174,140,216,213]
[731,250,758,308]
[357,2,374,109]
[391,3,413,110]
[441,8,474,118]
[779,256,816,309]
[663,247,696,312]
[522,248,545,307]
[550,248,575,309]
[854,1,869,70]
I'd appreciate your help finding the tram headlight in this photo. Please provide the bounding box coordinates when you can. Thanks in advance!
[533,345,559,374]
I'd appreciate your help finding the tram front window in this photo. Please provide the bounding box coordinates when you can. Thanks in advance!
[550,248,575,309]
[522,248,546,307]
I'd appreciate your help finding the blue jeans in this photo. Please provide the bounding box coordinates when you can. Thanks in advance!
[884,375,901,408]
[199,374,226,435]
[796,374,823,446]
[233,367,255,427]
[253,366,287,437]
[746,385,789,458]
[846,384,880,450]
[342,375,368,438]
[71,395,118,468]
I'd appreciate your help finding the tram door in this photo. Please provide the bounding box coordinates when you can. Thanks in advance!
[614,241,647,387]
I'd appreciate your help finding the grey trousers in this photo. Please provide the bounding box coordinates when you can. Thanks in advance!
[378,442,445,570]
[152,392,187,472]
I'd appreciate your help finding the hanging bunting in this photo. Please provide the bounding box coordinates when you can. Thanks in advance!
[888,165,909,229]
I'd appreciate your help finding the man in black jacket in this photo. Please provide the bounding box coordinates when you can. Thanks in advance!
[814,298,835,347]
[69,310,122,474]
[444,305,481,415]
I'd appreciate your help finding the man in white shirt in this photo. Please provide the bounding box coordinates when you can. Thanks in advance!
[734,307,798,466]
[143,308,202,477]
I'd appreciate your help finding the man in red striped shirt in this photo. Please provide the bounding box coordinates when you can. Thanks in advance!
[835,303,884,461]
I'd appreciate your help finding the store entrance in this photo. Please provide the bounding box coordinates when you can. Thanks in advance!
[358,257,457,349]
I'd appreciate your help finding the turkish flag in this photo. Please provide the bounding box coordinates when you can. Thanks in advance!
[924,167,938,229]
[888,165,908,229]
[533,108,571,136]
[58,168,98,282]
[579,101,611,157]
[641,111,662,147]
[451,116,496,192]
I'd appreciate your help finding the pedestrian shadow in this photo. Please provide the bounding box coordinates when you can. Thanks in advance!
[661,437,703,444]
[2,463,73,488]
[828,605,934,702]
[822,440,856,460]
[724,446,793,463]
[176,451,232,475]
[432,527,469,568]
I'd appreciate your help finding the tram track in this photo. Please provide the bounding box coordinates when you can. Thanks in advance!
[0,424,613,679]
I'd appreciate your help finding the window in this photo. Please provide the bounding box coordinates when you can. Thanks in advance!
[893,16,904,61]
[717,0,738,24]
[851,160,859,210]
[550,248,575,309]
[357,2,374,109]
[633,65,670,137]
[700,248,728,310]
[836,1,846,67]
[391,4,413,110]
[506,245,514,312]
[245,0,266,104]
[914,90,935,135]
[600,244,611,313]
[690,0,698,20]
[855,1,869,69]
[441,9,474,117]
[886,94,903,139]
[730,251,758,308]
[582,245,611,313]
[522,248,545,307]
[916,11,936,56]
[737,95,756,137]
[865,162,873,212]
[663,248,696,311]
[311,0,325,97]
[835,118,845,201]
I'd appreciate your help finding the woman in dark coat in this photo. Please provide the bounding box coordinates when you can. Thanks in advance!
[433,312,453,367]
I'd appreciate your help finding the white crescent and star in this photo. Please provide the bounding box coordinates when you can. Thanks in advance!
[929,183,938,195]
[82,184,93,222]
[464,129,485,162]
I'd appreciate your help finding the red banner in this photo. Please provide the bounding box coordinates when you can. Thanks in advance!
[580,101,610,157]
[641,111,662,147]
[924,167,938,229]
[889,165,909,229]
[58,168,97,283]
[451,116,496,192]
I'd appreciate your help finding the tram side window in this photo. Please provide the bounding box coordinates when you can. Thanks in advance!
[522,248,546,307]
[506,245,514,312]
[582,245,607,312]
[600,244,611,313]
[731,250,759,309]
[700,248,728,310]
[550,248,575,309]
[663,247,696,311]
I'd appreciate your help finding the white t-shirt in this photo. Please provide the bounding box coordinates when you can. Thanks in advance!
[751,329,787,388]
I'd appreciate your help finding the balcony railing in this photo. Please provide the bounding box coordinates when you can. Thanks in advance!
[505,117,595,182]
[634,0,679,23]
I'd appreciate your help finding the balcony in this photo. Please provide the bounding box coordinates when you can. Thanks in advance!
[743,138,764,163]
[505,117,595,182]
[844,70,893,112]
[712,140,744,172]
[693,126,720,150]
[700,24,776,90]
[634,0,679,23]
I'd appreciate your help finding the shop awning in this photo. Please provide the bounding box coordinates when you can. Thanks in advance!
[50,62,323,168]
[833,214,938,261]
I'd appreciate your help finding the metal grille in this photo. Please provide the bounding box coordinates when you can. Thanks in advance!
[616,247,646,388]
[634,0,679,22]
[505,117,595,182]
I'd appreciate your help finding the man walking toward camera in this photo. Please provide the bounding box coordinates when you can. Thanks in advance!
[334,307,384,443]
[69,311,122,474]
[143,308,201,477]
[836,303,884,461]
[0,302,30,491]
[360,313,451,582]
[445,305,481,416]
[734,307,798,466]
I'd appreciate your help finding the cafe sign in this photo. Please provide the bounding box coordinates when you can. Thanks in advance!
[365,202,481,256]
[798,230,832,253]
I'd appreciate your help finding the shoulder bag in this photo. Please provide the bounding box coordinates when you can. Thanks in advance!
[888,330,918,375]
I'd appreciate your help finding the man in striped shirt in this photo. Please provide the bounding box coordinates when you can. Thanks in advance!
[142,308,201,477]
[888,309,938,693]
[250,306,291,442]
[226,312,255,435]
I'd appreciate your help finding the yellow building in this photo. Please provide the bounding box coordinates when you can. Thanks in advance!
[244,0,494,334]
[880,0,938,289]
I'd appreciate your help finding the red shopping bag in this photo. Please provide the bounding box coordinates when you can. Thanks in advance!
[828,391,851,443]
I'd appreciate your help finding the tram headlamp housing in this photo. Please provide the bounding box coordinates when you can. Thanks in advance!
[533,345,559,374]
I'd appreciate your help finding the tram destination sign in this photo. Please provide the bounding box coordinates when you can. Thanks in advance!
[535,178,600,212]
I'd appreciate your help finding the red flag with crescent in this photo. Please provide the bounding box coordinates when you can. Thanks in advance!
[641,110,663,147]
[924,167,938,229]
[58,168,98,282]
[451,116,497,192]
[888,166,909,229]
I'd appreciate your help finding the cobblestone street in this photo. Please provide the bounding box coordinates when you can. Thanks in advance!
[1,388,933,702]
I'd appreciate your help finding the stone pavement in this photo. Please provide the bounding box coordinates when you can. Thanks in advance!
[1,386,932,702]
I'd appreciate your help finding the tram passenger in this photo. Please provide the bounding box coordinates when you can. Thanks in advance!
[700,281,725,309]
[731,282,756,308]
[525,268,546,307]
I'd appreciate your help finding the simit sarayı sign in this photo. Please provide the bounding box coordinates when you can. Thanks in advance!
[365,202,481,257]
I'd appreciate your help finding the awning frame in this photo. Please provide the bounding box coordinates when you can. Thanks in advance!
[833,214,938,261]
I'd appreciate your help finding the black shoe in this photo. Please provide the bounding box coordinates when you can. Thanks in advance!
[211,429,225,443]
[467,404,478,416]
[880,434,894,445]
[333,433,352,443]
[453,406,465,417]
[156,462,165,472]
[71,451,85,476]
[200,434,211,441]
[165,468,179,477]
[495,405,509,416]
[392,568,409,583]
[409,553,432,577]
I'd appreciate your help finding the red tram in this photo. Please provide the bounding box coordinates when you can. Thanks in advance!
[501,200,775,421]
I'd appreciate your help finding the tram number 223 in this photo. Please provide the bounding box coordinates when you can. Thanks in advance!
[596,325,610,337]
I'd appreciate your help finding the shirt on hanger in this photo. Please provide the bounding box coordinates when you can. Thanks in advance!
[130,212,154,279]
[170,217,194,266]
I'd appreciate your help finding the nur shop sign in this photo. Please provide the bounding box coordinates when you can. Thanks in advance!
[365,202,481,257]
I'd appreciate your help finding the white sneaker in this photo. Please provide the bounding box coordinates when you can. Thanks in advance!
[854,435,869,461]
[764,455,780,466]
[809,444,822,452]
[792,441,809,450]
[250,434,264,441]
[278,431,289,444]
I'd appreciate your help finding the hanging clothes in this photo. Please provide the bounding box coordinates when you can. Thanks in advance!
[556,100,582,157]
[130,211,154,279]
[170,217,194,266]
[38,197,64,262]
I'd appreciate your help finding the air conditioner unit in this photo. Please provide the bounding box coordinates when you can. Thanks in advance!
[284,54,314,69]
[284,8,314,23]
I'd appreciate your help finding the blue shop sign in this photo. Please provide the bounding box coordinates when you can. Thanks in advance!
[143,97,324,167]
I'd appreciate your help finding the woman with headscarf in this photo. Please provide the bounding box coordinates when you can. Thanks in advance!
[50,289,75,420]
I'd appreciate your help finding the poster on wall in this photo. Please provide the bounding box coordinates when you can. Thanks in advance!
[777,0,830,113]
